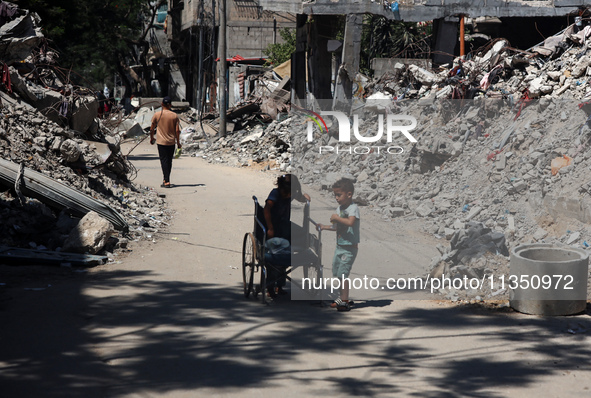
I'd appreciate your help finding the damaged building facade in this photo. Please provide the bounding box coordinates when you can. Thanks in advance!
[165,0,296,109]
[158,0,591,113]
[239,0,591,104]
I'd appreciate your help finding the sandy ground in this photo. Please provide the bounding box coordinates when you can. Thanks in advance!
[1,139,591,397]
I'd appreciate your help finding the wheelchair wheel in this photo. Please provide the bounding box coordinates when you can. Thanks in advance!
[242,233,256,298]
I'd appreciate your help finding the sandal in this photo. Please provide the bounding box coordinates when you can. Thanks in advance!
[337,301,351,312]
[330,298,354,308]
[161,182,171,188]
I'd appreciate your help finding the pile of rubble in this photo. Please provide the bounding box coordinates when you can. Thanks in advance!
[188,119,293,170]
[365,23,591,103]
[0,95,173,259]
[186,92,591,302]
[0,2,172,262]
[290,96,591,300]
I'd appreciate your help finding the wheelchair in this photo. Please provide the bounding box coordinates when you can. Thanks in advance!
[242,196,323,304]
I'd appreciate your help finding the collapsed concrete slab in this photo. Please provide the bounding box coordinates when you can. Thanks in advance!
[0,12,44,62]
[0,245,107,266]
[0,158,129,232]
[71,96,99,133]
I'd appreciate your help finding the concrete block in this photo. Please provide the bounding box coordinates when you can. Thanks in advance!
[496,153,506,170]
[465,206,482,221]
[444,228,455,240]
[63,211,114,254]
[390,207,405,217]
[416,201,434,217]
[567,232,581,245]
[71,96,98,133]
[125,123,145,139]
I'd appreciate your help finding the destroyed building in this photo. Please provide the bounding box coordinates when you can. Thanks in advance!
[160,0,296,109]
[0,2,173,265]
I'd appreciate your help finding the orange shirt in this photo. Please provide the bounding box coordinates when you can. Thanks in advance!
[151,108,180,146]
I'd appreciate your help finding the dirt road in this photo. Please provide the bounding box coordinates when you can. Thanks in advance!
[1,139,591,397]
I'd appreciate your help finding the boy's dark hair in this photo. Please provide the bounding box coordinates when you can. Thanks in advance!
[332,178,354,194]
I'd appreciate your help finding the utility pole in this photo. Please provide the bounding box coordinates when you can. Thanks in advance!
[196,0,204,116]
[218,0,227,137]
[273,17,277,44]
[459,14,465,58]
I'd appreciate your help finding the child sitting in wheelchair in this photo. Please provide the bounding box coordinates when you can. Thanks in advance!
[263,174,310,298]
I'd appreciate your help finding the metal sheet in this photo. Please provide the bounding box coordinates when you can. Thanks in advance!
[0,158,129,232]
[0,246,107,266]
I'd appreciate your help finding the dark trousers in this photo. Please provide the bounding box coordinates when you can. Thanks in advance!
[157,144,175,183]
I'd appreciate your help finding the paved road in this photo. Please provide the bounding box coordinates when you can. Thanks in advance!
[1,139,590,397]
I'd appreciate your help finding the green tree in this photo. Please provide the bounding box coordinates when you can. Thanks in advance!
[17,0,163,96]
[360,15,432,76]
[264,28,296,66]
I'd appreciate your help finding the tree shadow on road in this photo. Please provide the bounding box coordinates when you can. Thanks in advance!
[1,267,591,397]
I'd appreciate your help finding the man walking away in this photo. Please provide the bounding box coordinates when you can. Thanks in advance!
[150,96,182,188]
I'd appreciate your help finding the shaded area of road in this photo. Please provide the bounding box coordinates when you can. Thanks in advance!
[2,265,591,397]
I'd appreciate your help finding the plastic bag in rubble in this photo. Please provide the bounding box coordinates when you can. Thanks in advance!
[551,155,572,175]
[390,1,400,20]
[180,127,196,145]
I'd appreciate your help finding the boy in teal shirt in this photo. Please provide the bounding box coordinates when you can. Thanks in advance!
[319,178,360,311]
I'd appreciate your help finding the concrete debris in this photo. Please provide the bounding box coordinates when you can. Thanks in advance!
[0,11,44,63]
[0,158,129,232]
[135,107,156,130]
[0,245,108,266]
[0,2,173,259]
[59,139,82,163]
[448,222,509,265]
[63,211,114,254]
[71,96,99,133]
[408,64,441,86]
[184,117,293,170]
[124,123,145,139]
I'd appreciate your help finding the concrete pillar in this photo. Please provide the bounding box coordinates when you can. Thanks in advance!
[292,14,308,106]
[432,17,458,66]
[307,14,334,108]
[333,14,363,109]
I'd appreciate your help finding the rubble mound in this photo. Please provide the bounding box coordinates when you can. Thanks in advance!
[0,100,171,255]
[0,2,171,259]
